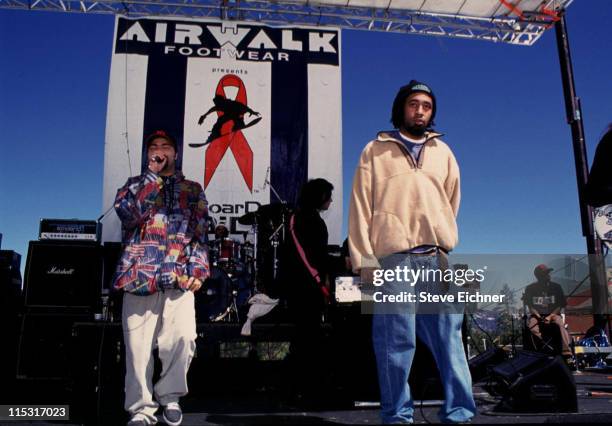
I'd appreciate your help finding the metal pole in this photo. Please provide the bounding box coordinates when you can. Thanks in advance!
[555,13,609,332]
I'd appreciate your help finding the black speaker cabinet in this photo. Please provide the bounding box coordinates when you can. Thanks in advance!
[0,250,22,302]
[328,306,448,402]
[70,322,126,425]
[491,350,577,413]
[16,313,88,379]
[469,347,507,383]
[0,251,22,393]
[24,240,102,310]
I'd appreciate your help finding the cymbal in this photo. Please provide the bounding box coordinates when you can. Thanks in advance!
[258,202,291,215]
[238,203,293,226]
[238,211,259,225]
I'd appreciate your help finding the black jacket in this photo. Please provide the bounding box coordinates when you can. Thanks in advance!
[282,209,329,302]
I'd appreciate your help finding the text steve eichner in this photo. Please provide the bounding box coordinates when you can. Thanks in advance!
[372,291,505,304]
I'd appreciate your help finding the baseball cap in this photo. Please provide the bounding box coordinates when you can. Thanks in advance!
[534,264,553,277]
[145,130,176,149]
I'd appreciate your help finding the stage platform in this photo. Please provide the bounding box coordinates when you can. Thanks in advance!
[3,321,612,425]
[133,371,612,425]
[2,370,612,425]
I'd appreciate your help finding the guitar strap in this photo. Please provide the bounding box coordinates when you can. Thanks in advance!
[289,214,330,299]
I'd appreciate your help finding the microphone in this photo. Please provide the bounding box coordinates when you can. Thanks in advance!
[151,155,164,163]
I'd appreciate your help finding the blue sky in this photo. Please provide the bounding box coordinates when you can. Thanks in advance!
[1,2,612,272]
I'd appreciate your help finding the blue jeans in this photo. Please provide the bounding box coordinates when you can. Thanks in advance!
[372,253,476,424]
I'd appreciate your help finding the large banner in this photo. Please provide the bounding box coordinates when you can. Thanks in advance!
[102,16,342,243]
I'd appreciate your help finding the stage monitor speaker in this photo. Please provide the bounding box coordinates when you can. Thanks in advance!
[16,313,88,379]
[490,350,577,413]
[24,240,102,310]
[469,347,507,383]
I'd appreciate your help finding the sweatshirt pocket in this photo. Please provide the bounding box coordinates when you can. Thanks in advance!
[370,212,409,257]
[433,205,458,248]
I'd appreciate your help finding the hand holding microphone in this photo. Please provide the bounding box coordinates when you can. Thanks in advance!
[148,154,167,174]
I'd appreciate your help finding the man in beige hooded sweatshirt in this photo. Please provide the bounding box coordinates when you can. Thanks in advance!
[349,80,475,424]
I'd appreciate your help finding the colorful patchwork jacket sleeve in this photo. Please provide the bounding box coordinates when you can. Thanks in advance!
[114,170,163,235]
[184,185,211,282]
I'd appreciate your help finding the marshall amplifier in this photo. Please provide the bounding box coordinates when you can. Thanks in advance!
[24,240,103,310]
[39,218,101,242]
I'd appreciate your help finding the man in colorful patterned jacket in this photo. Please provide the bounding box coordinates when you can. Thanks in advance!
[113,130,210,426]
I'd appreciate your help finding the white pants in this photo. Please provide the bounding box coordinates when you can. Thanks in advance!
[122,289,197,424]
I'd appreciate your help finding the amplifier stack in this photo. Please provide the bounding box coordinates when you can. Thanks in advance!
[17,219,107,381]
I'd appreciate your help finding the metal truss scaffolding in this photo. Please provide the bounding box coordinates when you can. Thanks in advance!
[0,0,573,46]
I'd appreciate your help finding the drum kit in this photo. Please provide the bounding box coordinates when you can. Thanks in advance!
[196,202,293,323]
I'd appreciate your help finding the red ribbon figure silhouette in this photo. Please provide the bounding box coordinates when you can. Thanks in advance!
[199,75,261,192]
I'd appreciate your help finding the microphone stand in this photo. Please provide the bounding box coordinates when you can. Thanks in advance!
[97,205,115,223]
[264,176,288,281]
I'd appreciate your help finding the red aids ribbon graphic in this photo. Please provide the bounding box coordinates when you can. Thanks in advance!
[204,74,254,192]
